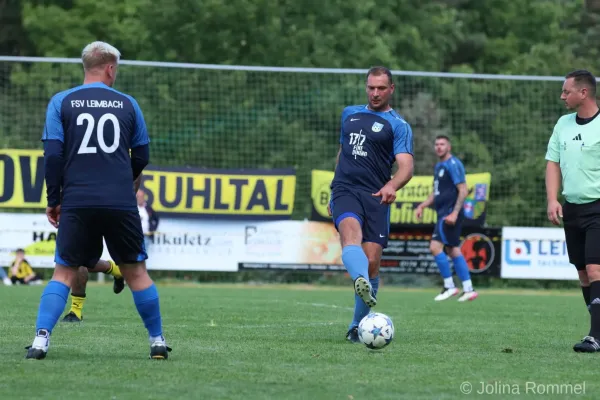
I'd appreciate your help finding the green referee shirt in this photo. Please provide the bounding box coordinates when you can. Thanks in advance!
[546,112,600,204]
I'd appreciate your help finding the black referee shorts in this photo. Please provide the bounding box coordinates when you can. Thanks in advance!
[563,199,600,270]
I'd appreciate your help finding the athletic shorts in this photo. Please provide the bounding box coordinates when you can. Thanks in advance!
[330,186,390,248]
[562,199,600,270]
[432,212,465,248]
[55,208,147,268]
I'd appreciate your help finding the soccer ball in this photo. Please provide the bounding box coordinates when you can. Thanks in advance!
[358,312,394,350]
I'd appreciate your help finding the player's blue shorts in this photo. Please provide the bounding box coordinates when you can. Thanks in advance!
[330,186,390,248]
[55,208,147,268]
[432,212,465,247]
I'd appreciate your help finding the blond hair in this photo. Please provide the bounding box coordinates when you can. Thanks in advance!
[81,41,121,71]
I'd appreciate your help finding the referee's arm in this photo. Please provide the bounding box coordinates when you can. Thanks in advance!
[545,129,562,225]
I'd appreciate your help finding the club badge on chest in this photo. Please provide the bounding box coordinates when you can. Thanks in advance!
[371,122,384,132]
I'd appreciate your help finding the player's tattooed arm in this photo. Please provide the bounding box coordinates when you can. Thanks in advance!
[452,183,468,214]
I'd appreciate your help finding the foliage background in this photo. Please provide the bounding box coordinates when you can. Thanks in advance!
[1,0,598,287]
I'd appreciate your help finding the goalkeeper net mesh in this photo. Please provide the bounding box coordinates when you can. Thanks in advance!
[0,58,566,227]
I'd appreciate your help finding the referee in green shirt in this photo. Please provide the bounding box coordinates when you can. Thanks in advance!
[545,69,600,353]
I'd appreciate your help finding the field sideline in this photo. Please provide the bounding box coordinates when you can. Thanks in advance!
[0,283,595,400]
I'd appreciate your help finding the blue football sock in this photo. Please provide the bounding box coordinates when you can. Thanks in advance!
[434,253,452,279]
[349,275,380,330]
[35,280,70,334]
[342,245,369,281]
[452,255,471,282]
[132,284,163,338]
[370,276,380,298]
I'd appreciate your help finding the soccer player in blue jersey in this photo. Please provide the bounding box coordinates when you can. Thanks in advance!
[327,66,414,343]
[415,135,478,302]
[25,41,171,360]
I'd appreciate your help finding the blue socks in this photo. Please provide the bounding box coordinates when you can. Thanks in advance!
[342,245,369,281]
[350,275,380,330]
[34,281,164,341]
[342,245,370,330]
[370,276,380,298]
[434,253,474,292]
[452,255,471,282]
[36,280,70,333]
[132,283,163,337]
[434,253,452,279]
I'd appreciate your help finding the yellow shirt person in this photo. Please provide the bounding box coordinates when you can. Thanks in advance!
[8,249,43,285]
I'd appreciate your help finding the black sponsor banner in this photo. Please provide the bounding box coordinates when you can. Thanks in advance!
[381,226,501,276]
[239,226,501,276]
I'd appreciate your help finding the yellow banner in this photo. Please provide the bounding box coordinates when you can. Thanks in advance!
[141,167,296,218]
[0,149,296,219]
[0,149,46,208]
[311,169,491,226]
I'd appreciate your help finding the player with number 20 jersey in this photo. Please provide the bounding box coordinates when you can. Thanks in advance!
[43,81,149,266]
[26,41,170,361]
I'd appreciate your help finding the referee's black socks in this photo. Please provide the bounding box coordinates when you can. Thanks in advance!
[582,285,591,313]
[589,281,600,338]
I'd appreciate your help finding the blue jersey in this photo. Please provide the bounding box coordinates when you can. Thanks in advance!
[433,156,466,216]
[42,82,149,210]
[331,105,413,193]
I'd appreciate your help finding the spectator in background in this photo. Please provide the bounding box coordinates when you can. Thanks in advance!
[9,249,43,285]
[0,266,12,286]
[137,189,159,249]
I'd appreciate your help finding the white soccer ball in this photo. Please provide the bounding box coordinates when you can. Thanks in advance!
[358,312,394,350]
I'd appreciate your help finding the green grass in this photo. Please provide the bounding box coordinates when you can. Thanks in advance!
[0,283,597,399]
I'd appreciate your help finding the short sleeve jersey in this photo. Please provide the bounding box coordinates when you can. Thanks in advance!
[545,112,600,204]
[331,105,413,193]
[433,156,466,216]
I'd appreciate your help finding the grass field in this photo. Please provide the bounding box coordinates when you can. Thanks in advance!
[0,283,597,400]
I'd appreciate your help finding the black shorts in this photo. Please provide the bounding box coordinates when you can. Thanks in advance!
[432,212,465,248]
[562,199,600,270]
[55,208,147,268]
[330,187,390,248]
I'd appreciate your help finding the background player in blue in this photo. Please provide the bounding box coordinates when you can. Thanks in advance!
[25,41,171,360]
[327,67,414,343]
[415,135,478,302]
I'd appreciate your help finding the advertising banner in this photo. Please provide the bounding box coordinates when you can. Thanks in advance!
[0,213,243,271]
[310,169,491,228]
[0,212,499,276]
[239,220,345,271]
[501,227,578,280]
[140,166,296,220]
[380,227,501,276]
[238,222,501,277]
[0,149,296,220]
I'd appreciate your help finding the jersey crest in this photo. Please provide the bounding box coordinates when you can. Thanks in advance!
[371,122,384,132]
